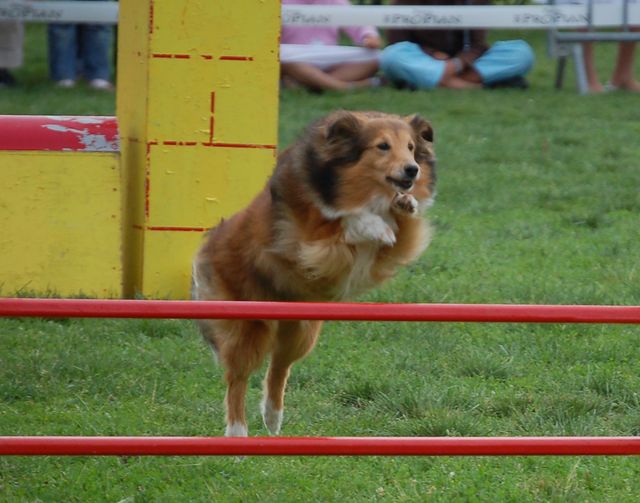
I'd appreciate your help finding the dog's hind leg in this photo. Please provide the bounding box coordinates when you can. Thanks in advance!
[261,320,323,435]
[217,320,274,436]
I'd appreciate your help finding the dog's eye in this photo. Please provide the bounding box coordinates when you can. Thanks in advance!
[377,142,390,151]
[408,143,414,151]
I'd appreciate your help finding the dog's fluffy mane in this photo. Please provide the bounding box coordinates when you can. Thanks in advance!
[194,110,436,303]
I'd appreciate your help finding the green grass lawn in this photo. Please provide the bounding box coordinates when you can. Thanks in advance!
[1,25,640,502]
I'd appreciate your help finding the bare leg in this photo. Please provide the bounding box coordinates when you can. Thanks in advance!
[582,42,605,93]
[438,60,482,89]
[438,61,482,89]
[282,62,376,92]
[611,29,640,92]
[328,60,379,82]
[261,320,322,434]
[459,67,483,84]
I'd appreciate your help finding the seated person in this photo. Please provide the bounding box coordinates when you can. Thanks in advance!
[281,0,383,91]
[380,0,535,90]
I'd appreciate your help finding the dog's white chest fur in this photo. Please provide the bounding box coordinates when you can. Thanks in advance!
[338,208,398,299]
[295,208,395,299]
[339,241,379,299]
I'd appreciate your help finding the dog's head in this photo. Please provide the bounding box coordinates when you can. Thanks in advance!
[306,110,436,214]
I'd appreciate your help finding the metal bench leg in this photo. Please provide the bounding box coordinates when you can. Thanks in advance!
[571,43,589,95]
[555,55,567,89]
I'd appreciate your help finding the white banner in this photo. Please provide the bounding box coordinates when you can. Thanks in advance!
[282,5,640,29]
[0,1,638,29]
[0,1,118,24]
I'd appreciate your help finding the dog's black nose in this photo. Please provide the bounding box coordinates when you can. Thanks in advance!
[404,165,419,179]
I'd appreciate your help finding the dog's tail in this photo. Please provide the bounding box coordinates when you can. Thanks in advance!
[191,259,220,360]
[191,260,203,301]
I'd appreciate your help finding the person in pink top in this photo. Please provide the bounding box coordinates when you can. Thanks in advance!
[281,0,383,91]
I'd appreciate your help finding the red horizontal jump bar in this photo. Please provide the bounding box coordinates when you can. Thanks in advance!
[1,298,639,324]
[0,115,119,152]
[1,436,639,456]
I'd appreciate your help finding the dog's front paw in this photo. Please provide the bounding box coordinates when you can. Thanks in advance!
[392,193,418,215]
[343,213,396,246]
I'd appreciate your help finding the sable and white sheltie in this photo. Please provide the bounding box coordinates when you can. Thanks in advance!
[192,110,437,436]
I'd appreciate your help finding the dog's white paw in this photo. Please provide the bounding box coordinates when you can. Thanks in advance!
[393,193,418,215]
[225,422,248,437]
[261,398,283,435]
[343,212,396,246]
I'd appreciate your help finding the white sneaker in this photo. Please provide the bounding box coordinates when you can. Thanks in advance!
[56,79,76,88]
[88,78,114,91]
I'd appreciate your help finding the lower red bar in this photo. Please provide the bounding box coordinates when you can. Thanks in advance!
[1,437,639,456]
[1,298,639,324]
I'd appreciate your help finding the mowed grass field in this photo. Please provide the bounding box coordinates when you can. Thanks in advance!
[1,25,640,502]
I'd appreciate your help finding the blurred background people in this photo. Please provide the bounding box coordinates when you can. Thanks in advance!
[380,0,535,90]
[281,0,383,91]
[556,0,640,93]
[585,30,640,92]
[48,0,114,90]
[0,21,24,87]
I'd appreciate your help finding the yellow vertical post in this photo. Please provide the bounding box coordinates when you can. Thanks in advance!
[117,0,280,299]
[0,116,121,298]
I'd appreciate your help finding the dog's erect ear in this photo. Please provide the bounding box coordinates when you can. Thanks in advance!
[407,114,434,143]
[326,111,361,143]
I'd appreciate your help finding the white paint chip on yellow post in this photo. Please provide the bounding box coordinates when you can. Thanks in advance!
[118,0,280,299]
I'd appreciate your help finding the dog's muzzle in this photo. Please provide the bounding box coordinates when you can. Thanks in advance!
[386,164,419,191]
